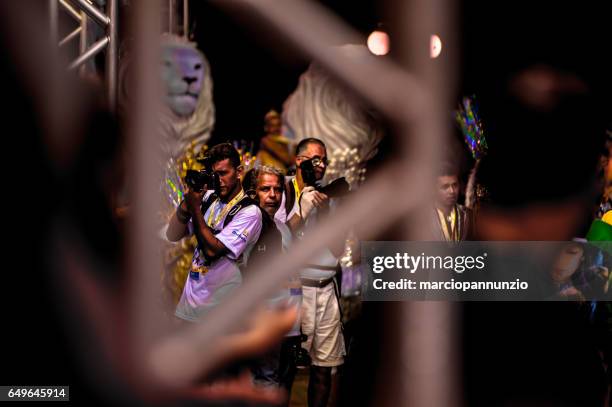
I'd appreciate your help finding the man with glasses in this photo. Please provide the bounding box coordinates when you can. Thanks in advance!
[275,138,346,407]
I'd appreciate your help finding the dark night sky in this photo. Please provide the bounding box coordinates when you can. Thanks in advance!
[191,1,382,147]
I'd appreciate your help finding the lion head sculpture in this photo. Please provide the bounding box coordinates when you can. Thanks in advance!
[119,33,215,160]
[281,48,383,188]
[159,34,215,159]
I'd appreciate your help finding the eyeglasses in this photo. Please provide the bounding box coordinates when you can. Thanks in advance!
[298,155,328,167]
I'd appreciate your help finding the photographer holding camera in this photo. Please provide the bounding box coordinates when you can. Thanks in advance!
[166,143,262,322]
[275,138,346,407]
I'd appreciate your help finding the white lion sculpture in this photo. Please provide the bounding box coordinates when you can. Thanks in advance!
[119,33,215,160]
[159,34,215,159]
[282,52,382,188]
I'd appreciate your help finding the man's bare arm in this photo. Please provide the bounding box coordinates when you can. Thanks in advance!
[166,201,189,241]
[286,213,303,234]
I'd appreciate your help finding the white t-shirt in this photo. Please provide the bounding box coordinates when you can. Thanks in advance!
[175,190,262,322]
[274,177,339,280]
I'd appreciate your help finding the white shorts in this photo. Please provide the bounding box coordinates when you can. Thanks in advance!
[301,283,345,367]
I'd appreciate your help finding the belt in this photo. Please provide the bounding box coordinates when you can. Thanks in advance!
[300,277,334,288]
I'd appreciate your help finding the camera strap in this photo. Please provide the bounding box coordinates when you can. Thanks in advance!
[197,194,256,264]
[199,192,218,219]
[200,191,253,231]
[207,190,247,229]
[220,195,257,228]
[284,178,296,217]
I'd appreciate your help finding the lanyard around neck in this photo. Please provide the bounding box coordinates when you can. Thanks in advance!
[436,206,458,241]
[207,189,245,229]
[292,177,302,205]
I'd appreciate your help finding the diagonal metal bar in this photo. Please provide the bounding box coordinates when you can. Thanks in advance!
[69,0,110,27]
[60,0,82,22]
[68,35,109,70]
[59,26,82,47]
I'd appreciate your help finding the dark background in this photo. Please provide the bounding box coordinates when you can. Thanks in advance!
[191,0,385,147]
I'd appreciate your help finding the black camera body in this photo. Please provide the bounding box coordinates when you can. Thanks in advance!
[184,169,220,193]
[300,158,350,198]
[184,154,222,194]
